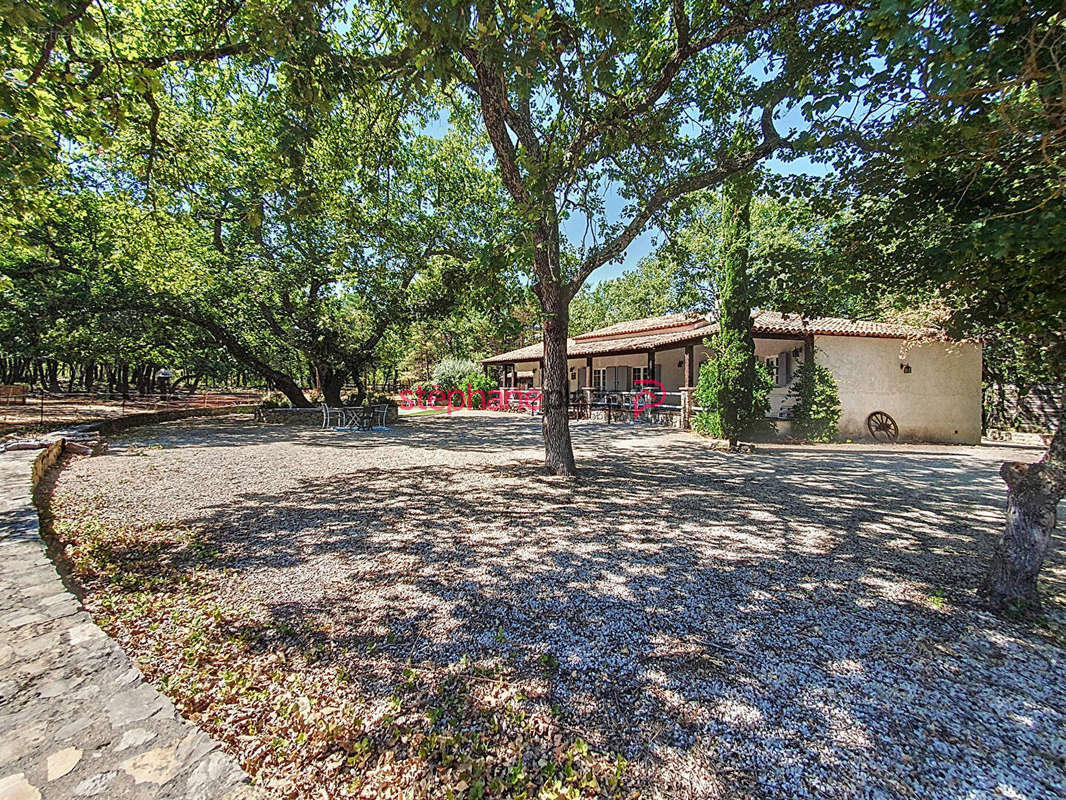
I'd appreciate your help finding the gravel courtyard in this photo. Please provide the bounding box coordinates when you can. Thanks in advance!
[49,413,1066,799]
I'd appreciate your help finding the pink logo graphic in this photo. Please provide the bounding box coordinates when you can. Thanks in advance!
[633,379,665,419]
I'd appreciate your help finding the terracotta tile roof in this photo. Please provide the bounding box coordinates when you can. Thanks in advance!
[481,320,716,364]
[750,311,938,339]
[481,311,941,364]
[573,312,707,340]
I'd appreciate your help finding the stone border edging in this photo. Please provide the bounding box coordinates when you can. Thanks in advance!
[0,407,263,800]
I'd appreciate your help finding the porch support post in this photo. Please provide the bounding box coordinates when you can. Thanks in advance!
[583,356,594,415]
[804,334,814,365]
[647,350,656,381]
[681,344,697,430]
[680,387,693,429]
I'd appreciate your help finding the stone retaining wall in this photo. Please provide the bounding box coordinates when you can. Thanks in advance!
[30,439,65,493]
[73,404,255,438]
[587,407,683,428]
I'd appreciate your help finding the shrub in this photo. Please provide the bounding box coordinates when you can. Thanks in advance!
[693,342,774,441]
[462,373,496,408]
[785,360,841,442]
[367,392,395,407]
[342,391,397,407]
[431,358,483,391]
[429,358,495,401]
[260,391,292,409]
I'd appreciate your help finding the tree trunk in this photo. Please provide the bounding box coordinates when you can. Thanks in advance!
[268,374,311,408]
[540,281,576,476]
[352,372,367,406]
[981,408,1065,613]
[319,364,347,407]
[186,315,312,407]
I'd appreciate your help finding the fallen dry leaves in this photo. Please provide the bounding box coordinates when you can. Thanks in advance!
[49,504,633,800]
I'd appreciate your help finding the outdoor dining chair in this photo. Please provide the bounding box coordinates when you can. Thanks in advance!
[370,404,390,430]
[321,402,345,429]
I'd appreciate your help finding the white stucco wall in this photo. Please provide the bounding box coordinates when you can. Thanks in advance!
[814,336,982,444]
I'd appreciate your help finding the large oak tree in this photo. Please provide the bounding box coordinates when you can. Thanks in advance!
[351,0,892,474]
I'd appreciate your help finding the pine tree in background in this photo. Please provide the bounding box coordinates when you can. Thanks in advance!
[693,176,771,448]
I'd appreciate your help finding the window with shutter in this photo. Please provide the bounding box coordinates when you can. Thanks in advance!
[765,357,778,385]
[633,365,660,384]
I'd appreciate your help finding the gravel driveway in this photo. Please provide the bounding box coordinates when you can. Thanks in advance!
[51,412,1066,799]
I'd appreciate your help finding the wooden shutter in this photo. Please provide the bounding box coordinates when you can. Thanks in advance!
[776,352,792,387]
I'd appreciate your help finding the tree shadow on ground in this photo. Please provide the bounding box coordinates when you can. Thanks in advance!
[62,414,1066,798]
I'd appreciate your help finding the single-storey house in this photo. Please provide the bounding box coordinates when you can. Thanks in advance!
[480,311,982,443]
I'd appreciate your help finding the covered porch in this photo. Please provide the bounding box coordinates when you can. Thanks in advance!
[485,332,813,429]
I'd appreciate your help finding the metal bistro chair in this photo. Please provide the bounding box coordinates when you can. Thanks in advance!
[370,404,390,430]
[321,402,345,429]
[568,391,588,420]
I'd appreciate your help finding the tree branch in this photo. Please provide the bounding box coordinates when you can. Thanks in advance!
[570,109,788,293]
[459,47,533,206]
[564,0,832,174]
[26,0,94,86]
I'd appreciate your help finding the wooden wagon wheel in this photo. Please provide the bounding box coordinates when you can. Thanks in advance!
[866,411,899,442]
